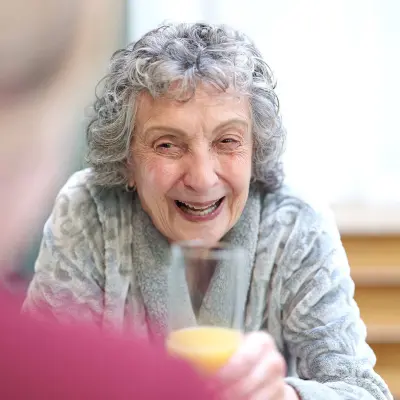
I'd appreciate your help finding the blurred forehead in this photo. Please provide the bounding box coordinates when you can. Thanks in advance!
[0,0,80,93]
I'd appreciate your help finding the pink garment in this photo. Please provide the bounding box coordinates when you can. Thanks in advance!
[0,289,215,399]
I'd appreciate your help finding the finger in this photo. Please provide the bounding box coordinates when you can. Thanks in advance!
[218,331,275,383]
[221,351,286,399]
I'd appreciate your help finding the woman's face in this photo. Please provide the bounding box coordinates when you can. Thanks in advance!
[130,85,253,243]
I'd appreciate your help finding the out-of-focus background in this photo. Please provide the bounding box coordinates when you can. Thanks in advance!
[2,0,399,395]
[0,0,126,268]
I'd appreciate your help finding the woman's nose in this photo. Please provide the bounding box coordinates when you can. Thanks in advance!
[182,148,219,193]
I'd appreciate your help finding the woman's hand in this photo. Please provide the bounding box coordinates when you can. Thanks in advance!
[216,331,299,400]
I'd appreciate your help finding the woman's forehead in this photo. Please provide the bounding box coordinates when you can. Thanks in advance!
[136,86,251,130]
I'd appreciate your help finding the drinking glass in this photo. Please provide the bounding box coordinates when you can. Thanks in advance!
[166,240,248,374]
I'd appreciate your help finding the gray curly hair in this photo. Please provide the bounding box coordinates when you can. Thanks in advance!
[86,22,286,190]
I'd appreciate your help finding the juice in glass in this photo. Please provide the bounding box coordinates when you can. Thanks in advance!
[166,326,242,374]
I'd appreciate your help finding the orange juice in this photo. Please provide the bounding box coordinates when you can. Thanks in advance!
[166,326,242,374]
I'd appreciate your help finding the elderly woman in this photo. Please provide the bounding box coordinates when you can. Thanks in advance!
[24,23,392,400]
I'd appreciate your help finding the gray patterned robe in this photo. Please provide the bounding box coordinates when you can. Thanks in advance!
[23,169,392,400]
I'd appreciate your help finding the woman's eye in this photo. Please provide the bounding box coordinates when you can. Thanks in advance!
[155,142,182,156]
[218,138,241,149]
[158,143,174,149]
[155,142,177,152]
[221,138,238,143]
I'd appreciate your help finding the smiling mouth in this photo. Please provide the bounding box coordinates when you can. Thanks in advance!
[175,197,225,216]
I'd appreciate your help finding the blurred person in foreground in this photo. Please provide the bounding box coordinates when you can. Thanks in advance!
[0,2,214,399]
[23,22,392,400]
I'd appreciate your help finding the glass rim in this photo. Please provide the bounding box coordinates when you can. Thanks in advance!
[170,240,246,260]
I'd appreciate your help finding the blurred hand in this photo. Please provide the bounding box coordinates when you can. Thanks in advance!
[217,331,299,400]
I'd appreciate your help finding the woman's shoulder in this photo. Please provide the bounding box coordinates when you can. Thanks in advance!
[52,168,121,220]
[258,181,337,236]
[44,168,103,236]
[47,169,96,222]
[56,168,98,202]
[50,168,133,238]
[51,168,92,204]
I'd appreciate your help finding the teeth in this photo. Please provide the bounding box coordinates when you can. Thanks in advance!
[181,203,218,216]
[181,201,218,211]
[177,199,222,216]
